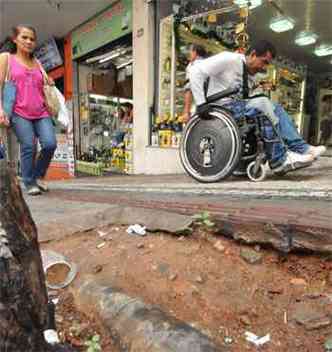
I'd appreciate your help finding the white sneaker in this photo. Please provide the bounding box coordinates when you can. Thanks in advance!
[36,179,49,192]
[27,185,42,196]
[273,150,314,175]
[306,145,327,159]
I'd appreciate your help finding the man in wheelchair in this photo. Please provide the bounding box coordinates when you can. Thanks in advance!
[188,40,326,176]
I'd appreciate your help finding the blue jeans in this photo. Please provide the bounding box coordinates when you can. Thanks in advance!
[225,100,309,169]
[11,114,57,187]
[274,103,309,154]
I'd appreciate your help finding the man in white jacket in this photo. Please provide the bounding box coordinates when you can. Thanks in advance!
[189,40,326,174]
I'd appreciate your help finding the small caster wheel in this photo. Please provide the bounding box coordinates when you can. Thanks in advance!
[247,161,266,182]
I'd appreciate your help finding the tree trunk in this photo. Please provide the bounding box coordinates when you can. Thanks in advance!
[0,162,73,352]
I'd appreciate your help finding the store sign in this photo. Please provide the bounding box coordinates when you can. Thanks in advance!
[71,0,132,59]
[34,37,63,72]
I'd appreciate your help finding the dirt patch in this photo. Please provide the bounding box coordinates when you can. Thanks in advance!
[54,290,117,351]
[42,225,332,352]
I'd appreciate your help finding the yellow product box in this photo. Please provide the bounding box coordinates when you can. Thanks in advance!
[125,150,133,162]
[159,130,172,147]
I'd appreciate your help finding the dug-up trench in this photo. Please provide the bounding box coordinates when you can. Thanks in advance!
[41,205,332,352]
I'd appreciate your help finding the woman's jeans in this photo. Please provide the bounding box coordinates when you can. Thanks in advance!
[11,113,57,187]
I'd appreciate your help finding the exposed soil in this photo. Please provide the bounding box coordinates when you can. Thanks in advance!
[42,225,332,352]
[53,290,117,351]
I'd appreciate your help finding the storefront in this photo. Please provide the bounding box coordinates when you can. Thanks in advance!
[35,36,76,180]
[155,2,308,143]
[143,0,332,175]
[71,0,134,176]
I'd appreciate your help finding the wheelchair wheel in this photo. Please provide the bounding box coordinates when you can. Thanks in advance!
[180,108,242,183]
[246,161,267,182]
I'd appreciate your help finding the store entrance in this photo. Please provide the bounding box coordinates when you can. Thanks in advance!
[76,35,133,176]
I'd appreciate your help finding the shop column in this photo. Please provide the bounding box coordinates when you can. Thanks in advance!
[132,0,155,174]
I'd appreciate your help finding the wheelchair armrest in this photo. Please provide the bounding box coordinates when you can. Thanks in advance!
[196,87,239,114]
[206,87,239,104]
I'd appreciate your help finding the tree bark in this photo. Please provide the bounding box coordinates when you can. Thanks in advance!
[0,162,73,351]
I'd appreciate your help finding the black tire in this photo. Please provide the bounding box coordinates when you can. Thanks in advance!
[180,108,242,183]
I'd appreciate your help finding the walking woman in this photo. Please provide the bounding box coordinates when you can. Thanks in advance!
[0,25,57,195]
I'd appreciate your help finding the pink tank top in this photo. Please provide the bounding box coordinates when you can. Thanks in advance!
[10,55,50,119]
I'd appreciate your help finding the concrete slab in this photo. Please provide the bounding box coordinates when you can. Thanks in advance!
[47,158,332,200]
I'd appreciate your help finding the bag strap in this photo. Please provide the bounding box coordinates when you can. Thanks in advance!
[242,61,249,99]
[4,53,11,82]
[36,59,48,84]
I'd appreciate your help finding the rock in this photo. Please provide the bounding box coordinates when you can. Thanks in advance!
[169,273,178,281]
[136,243,145,249]
[195,275,204,284]
[55,314,64,324]
[239,314,251,326]
[254,245,261,252]
[190,285,200,296]
[213,240,225,252]
[92,264,103,274]
[268,287,283,295]
[290,278,307,286]
[157,263,170,275]
[292,303,332,330]
[303,316,332,331]
[240,248,263,264]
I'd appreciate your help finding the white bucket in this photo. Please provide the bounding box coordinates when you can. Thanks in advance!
[41,250,77,290]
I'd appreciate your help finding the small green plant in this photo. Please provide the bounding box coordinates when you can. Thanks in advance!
[85,334,102,352]
[192,211,215,228]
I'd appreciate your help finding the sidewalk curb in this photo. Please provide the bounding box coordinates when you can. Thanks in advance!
[73,278,227,352]
[50,183,332,201]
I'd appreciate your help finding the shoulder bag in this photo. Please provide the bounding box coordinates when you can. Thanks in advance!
[37,60,60,117]
[2,53,17,120]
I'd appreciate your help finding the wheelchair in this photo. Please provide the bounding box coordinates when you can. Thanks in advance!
[180,88,278,183]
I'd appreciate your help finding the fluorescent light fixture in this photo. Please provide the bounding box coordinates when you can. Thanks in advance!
[314,44,332,57]
[269,16,295,33]
[116,60,133,69]
[99,52,122,63]
[233,0,262,9]
[295,31,318,46]
[99,48,130,64]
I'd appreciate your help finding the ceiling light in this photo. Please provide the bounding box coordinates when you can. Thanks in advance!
[99,49,129,64]
[269,16,295,33]
[116,60,133,69]
[233,0,262,9]
[295,31,318,46]
[314,44,332,57]
[99,52,122,64]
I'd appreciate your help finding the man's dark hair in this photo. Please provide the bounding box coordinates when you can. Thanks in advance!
[248,40,277,59]
[191,44,207,58]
